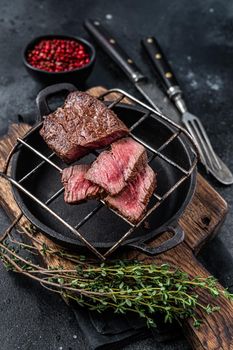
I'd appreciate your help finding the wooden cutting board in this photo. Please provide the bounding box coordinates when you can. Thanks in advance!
[0,86,232,350]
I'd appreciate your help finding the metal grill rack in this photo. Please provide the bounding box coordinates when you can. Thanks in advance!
[2,88,199,260]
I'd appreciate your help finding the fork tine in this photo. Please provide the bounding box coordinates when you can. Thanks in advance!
[183,120,207,167]
[185,119,215,169]
[193,118,221,169]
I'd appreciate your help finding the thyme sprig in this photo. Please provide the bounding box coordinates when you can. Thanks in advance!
[1,238,232,329]
[61,260,233,328]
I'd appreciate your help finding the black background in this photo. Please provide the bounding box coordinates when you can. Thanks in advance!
[0,0,233,349]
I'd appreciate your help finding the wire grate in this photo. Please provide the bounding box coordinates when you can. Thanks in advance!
[2,88,199,260]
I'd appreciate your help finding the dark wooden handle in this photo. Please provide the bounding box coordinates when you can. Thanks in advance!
[84,19,145,83]
[141,36,180,93]
[182,254,233,349]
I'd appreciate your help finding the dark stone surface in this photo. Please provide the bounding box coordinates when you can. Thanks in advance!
[0,0,232,349]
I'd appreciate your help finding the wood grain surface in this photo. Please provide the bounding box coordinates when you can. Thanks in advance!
[0,87,232,349]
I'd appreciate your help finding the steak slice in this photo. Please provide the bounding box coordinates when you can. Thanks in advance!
[40,91,129,163]
[62,164,103,204]
[85,138,148,195]
[105,165,156,224]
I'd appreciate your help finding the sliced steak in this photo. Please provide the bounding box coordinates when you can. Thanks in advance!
[40,91,129,163]
[105,165,156,224]
[62,164,103,204]
[85,138,148,195]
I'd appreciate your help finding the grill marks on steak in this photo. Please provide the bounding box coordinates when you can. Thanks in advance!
[85,138,148,195]
[40,108,89,163]
[62,164,103,204]
[105,165,156,224]
[40,91,129,163]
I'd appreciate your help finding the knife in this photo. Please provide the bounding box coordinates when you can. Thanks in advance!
[84,19,181,123]
[141,36,233,185]
[84,19,233,184]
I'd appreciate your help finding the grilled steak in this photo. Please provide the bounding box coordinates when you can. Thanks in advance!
[62,164,103,203]
[40,91,129,163]
[105,165,156,224]
[85,138,148,195]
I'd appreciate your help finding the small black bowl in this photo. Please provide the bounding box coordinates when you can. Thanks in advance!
[23,34,96,85]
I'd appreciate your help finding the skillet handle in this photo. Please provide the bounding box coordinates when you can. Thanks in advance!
[36,83,77,119]
[128,225,184,256]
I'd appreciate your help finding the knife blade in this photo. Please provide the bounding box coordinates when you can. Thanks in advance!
[84,19,180,122]
[141,36,233,185]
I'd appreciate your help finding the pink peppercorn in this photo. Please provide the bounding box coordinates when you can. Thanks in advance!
[27,39,90,72]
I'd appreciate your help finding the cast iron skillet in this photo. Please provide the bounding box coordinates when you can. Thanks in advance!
[11,83,197,256]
